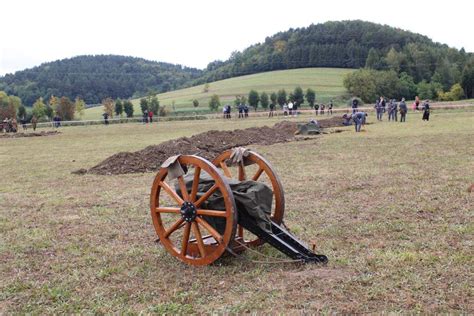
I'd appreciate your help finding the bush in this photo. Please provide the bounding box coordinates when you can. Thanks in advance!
[159,105,169,117]
[208,94,220,111]
[438,83,464,101]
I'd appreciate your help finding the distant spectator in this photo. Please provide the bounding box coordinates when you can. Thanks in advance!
[31,116,38,131]
[422,100,431,121]
[20,117,27,130]
[392,99,398,122]
[148,110,154,123]
[283,103,289,116]
[143,109,148,123]
[351,97,359,113]
[288,102,294,116]
[244,104,249,118]
[238,103,244,118]
[269,103,275,117]
[375,99,382,121]
[320,103,325,115]
[314,103,319,115]
[328,100,333,115]
[102,112,109,125]
[399,98,408,122]
[415,96,420,111]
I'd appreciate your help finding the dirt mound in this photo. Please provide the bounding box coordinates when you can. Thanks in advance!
[0,131,60,138]
[85,118,345,175]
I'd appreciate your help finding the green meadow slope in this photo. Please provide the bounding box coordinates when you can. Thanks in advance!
[83,67,353,120]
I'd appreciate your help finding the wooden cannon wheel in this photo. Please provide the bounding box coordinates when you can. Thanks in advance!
[150,155,237,266]
[212,150,285,246]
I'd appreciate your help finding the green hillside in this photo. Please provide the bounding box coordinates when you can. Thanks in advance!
[83,67,353,120]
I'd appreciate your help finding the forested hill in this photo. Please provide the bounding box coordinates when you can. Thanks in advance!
[0,55,202,105]
[198,20,470,85]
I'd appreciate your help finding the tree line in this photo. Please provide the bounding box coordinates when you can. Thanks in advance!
[343,53,474,103]
[207,86,318,111]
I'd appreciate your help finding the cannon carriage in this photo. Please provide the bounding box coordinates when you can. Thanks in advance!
[150,149,327,266]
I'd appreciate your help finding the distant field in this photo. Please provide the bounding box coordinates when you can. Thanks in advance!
[83,68,353,120]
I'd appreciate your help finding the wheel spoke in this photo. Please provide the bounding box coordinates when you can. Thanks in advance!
[164,218,185,238]
[196,208,227,218]
[181,223,191,256]
[252,167,264,181]
[177,176,190,201]
[190,167,201,202]
[238,225,244,238]
[220,161,232,178]
[196,217,223,243]
[194,184,218,207]
[155,207,181,214]
[160,181,184,205]
[238,164,246,181]
[191,222,206,258]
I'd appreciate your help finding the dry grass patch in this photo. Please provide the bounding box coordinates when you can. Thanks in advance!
[1,111,473,313]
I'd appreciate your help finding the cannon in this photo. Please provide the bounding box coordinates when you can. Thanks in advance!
[150,149,328,266]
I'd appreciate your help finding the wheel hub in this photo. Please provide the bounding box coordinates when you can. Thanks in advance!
[180,201,197,222]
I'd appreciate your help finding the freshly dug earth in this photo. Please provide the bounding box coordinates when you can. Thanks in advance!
[85,118,345,175]
[0,131,60,138]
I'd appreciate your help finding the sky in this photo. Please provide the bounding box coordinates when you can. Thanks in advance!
[1,0,473,76]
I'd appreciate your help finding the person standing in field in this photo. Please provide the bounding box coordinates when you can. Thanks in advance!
[415,96,420,111]
[375,99,383,121]
[351,97,359,113]
[283,103,289,116]
[269,102,275,117]
[20,116,27,130]
[148,110,153,123]
[243,104,249,118]
[288,101,294,116]
[320,103,325,115]
[392,99,398,122]
[422,100,431,121]
[238,103,244,118]
[314,103,319,115]
[102,112,109,125]
[328,100,333,115]
[380,96,386,120]
[31,116,38,131]
[399,98,407,122]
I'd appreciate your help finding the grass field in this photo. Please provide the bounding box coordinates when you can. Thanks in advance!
[83,68,353,120]
[1,110,473,313]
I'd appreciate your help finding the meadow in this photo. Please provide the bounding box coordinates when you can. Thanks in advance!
[1,110,473,313]
[82,67,353,120]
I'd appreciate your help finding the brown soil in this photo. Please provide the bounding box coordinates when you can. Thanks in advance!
[85,118,345,175]
[0,131,60,138]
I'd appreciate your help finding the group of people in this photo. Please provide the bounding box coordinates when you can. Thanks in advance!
[282,102,299,116]
[237,103,249,118]
[1,117,18,133]
[373,96,430,122]
[222,104,234,119]
[142,109,154,123]
[345,95,432,133]
[314,100,333,115]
